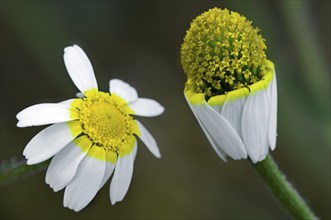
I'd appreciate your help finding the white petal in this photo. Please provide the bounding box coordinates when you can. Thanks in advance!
[109,79,138,103]
[45,136,92,192]
[64,45,98,93]
[63,146,106,212]
[75,92,85,98]
[241,82,270,163]
[186,99,227,161]
[268,73,278,150]
[99,162,116,189]
[59,99,76,106]
[220,88,249,139]
[16,103,78,127]
[136,120,161,158]
[132,143,138,161]
[109,143,136,205]
[129,98,164,117]
[99,151,118,189]
[184,94,247,160]
[24,122,81,165]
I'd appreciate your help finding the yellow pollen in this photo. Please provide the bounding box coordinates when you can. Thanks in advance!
[75,90,136,152]
[181,8,270,99]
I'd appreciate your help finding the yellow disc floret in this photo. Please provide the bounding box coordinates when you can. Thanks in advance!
[181,8,269,99]
[71,90,138,154]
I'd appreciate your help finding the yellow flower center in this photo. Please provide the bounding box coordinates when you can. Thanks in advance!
[181,8,270,99]
[71,90,138,153]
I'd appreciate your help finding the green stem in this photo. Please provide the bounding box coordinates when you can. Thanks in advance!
[0,158,50,185]
[253,155,318,219]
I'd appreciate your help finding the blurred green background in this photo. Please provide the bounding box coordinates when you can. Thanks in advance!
[0,1,330,219]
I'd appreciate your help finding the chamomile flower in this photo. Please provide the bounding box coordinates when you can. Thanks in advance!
[17,45,164,211]
[181,8,277,163]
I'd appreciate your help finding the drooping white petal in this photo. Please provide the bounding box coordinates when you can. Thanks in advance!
[63,146,106,212]
[135,120,161,158]
[241,82,270,163]
[109,143,136,205]
[220,88,249,139]
[109,79,138,103]
[187,100,247,160]
[23,122,81,165]
[129,98,164,117]
[45,136,92,192]
[186,99,227,161]
[64,45,98,93]
[99,162,116,189]
[99,150,118,189]
[132,143,138,161]
[185,91,247,160]
[16,103,78,127]
[268,73,278,150]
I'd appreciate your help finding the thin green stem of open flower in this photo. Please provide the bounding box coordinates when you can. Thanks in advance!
[0,158,49,185]
[253,155,318,219]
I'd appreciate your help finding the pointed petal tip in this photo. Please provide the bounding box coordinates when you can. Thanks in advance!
[27,154,50,165]
[151,151,161,159]
[110,196,123,205]
[47,183,61,192]
[26,154,52,165]
[26,159,36,165]
[16,121,23,128]
[153,148,161,159]
[23,149,33,159]
[16,112,21,120]
[17,121,35,128]
[63,203,81,212]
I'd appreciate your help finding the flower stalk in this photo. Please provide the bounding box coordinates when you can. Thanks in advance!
[252,155,318,219]
[0,158,49,185]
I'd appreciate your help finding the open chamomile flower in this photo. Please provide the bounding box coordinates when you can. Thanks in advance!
[17,45,164,211]
[181,8,277,163]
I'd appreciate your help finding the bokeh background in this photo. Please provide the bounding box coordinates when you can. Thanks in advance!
[1,1,330,219]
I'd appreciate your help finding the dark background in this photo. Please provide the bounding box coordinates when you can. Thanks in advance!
[1,1,330,219]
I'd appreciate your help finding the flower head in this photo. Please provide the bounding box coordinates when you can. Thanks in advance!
[17,45,164,211]
[181,8,277,163]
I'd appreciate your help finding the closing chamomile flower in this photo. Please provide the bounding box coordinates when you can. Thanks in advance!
[181,8,277,163]
[17,45,164,211]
